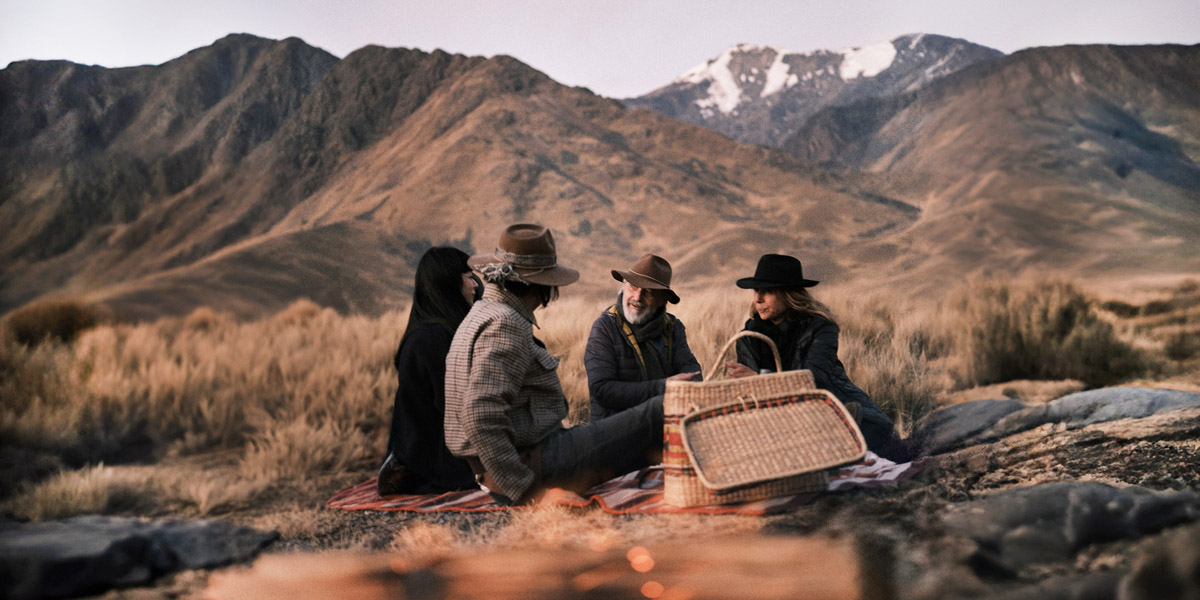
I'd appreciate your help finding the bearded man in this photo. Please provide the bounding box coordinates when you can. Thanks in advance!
[584,254,701,421]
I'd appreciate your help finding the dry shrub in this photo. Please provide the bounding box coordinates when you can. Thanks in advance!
[183,306,234,332]
[1165,332,1200,361]
[945,278,1147,388]
[273,298,324,326]
[3,297,106,346]
[1,463,154,521]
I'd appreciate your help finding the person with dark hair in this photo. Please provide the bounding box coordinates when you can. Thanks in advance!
[445,224,665,505]
[725,254,913,463]
[585,253,700,421]
[377,246,480,495]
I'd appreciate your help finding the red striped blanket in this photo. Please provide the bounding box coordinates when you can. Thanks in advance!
[326,452,921,515]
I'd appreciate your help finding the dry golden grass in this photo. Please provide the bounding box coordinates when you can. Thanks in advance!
[3,278,1192,527]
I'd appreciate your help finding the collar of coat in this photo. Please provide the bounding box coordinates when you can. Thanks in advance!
[482,284,539,327]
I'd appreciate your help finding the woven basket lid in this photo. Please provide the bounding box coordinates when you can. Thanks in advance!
[680,391,866,491]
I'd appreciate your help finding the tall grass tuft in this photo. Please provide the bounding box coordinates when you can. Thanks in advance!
[945,279,1146,388]
[3,298,107,346]
[0,463,153,521]
[828,291,947,436]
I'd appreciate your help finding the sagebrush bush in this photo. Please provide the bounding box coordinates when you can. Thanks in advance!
[946,279,1147,388]
[3,298,105,346]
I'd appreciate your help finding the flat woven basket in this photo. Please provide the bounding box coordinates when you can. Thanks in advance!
[663,331,864,507]
[681,391,866,490]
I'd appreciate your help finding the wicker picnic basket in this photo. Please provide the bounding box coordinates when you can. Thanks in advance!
[662,331,866,507]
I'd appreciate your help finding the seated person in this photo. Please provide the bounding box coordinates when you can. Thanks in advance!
[725,254,914,463]
[445,224,664,505]
[585,253,701,420]
[378,247,480,495]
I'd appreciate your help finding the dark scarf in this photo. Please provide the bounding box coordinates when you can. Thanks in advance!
[619,294,670,379]
[749,311,806,368]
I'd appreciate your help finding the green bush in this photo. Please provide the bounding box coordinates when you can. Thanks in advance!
[952,280,1147,387]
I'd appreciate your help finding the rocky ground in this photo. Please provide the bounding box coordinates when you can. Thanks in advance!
[4,387,1199,599]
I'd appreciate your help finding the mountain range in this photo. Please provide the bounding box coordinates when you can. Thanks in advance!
[1,33,1197,321]
[624,34,1003,147]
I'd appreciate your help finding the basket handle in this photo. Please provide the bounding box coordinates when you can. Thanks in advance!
[704,330,783,381]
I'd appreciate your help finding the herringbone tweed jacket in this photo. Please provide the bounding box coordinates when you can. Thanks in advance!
[444,284,568,501]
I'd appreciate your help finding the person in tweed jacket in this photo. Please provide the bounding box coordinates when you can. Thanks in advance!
[445,224,664,504]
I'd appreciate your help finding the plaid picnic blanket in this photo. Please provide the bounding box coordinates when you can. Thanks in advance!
[326,452,922,515]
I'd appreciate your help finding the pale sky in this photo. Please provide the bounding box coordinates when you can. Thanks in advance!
[2,0,1198,98]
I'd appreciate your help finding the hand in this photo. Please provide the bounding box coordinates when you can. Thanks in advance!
[666,371,700,382]
[724,362,756,379]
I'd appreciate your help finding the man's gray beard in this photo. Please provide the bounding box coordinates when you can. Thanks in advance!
[623,302,651,325]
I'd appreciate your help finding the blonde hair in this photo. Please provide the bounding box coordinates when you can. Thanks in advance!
[748,287,835,323]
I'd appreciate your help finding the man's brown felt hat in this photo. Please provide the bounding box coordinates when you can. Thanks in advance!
[612,253,679,304]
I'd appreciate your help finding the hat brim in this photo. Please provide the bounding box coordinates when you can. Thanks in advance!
[735,277,819,290]
[612,269,680,304]
[470,254,580,286]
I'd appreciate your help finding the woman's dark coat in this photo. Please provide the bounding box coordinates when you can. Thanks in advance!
[386,323,476,492]
[736,312,910,461]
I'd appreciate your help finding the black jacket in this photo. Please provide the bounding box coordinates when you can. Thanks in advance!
[736,312,899,451]
[385,323,476,492]
[585,304,701,420]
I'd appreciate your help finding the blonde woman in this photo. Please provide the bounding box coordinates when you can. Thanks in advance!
[725,254,913,462]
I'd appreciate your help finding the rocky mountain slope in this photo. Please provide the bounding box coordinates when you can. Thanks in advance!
[782,43,1200,290]
[623,34,1001,147]
[1,34,909,319]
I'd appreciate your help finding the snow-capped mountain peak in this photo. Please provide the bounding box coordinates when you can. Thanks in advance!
[627,34,1004,147]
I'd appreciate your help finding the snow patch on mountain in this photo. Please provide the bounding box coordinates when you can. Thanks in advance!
[839,41,898,79]
[761,50,799,98]
[678,46,745,114]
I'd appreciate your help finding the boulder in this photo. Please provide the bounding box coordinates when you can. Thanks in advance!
[913,387,1200,454]
[939,482,1200,573]
[983,387,1200,441]
[910,398,1026,455]
[0,515,278,599]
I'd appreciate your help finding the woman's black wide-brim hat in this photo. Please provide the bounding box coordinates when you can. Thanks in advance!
[736,254,819,289]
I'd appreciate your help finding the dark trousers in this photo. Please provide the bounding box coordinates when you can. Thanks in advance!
[538,395,664,493]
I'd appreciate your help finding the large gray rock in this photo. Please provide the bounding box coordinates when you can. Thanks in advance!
[940,482,1200,573]
[0,515,278,599]
[983,387,1200,440]
[915,387,1200,454]
[911,398,1027,455]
